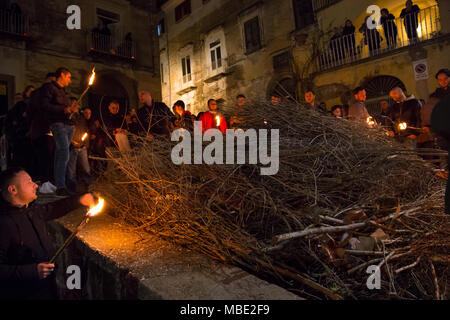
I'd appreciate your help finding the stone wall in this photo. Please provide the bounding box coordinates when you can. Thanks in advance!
[47,206,301,300]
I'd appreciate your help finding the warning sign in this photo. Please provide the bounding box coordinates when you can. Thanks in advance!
[413,59,429,81]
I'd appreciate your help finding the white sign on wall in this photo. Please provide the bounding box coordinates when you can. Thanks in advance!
[413,59,429,81]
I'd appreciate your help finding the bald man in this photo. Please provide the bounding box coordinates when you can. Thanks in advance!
[387,87,422,139]
[136,91,174,138]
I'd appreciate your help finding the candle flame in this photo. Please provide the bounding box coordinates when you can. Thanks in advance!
[88,67,96,86]
[87,197,104,217]
[81,133,88,141]
[366,116,375,127]
[216,116,221,127]
[398,122,407,131]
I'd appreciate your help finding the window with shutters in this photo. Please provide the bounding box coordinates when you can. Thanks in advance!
[292,0,315,30]
[181,55,192,83]
[244,16,262,54]
[175,0,191,23]
[210,41,222,71]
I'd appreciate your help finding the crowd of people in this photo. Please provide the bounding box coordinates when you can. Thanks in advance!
[3,65,449,202]
[327,0,422,62]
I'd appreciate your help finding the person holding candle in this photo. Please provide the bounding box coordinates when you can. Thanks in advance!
[0,167,95,299]
[66,98,92,194]
[386,87,422,141]
[171,100,194,132]
[198,99,228,134]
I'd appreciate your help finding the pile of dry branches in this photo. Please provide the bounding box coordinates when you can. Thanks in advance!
[95,100,449,300]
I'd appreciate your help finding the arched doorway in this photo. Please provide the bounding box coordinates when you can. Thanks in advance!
[362,75,406,115]
[267,76,298,102]
[87,73,130,122]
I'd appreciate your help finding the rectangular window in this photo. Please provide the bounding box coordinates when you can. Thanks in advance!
[210,41,222,70]
[273,51,291,71]
[292,0,315,30]
[244,16,262,54]
[181,56,192,83]
[175,0,191,22]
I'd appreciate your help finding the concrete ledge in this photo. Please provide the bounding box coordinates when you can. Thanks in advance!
[48,207,302,300]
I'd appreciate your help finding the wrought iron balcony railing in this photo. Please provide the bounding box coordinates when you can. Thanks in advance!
[88,31,136,60]
[312,0,341,12]
[317,5,441,72]
[0,7,29,37]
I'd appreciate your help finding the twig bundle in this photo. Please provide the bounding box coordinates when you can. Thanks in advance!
[96,99,449,300]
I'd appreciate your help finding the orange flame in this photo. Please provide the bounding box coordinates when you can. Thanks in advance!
[88,67,96,86]
[87,197,104,217]
[366,116,375,127]
[398,122,407,131]
[216,116,221,127]
[81,133,88,141]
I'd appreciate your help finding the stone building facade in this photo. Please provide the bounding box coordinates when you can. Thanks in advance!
[0,0,161,117]
[158,0,449,115]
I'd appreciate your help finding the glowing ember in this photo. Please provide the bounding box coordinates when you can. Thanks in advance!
[366,116,375,127]
[87,197,104,217]
[216,116,221,127]
[398,122,407,131]
[81,133,88,141]
[88,67,96,86]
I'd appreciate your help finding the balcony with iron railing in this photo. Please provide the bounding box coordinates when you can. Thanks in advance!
[0,7,29,37]
[88,31,136,61]
[312,0,342,12]
[316,5,441,72]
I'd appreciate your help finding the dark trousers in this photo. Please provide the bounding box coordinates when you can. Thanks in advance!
[32,135,55,183]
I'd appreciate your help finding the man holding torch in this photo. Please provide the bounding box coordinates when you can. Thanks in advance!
[0,167,95,299]
[40,67,74,197]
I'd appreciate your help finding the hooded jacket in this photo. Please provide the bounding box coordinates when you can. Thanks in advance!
[0,195,81,300]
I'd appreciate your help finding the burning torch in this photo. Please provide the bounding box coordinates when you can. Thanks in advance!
[69,67,96,119]
[397,122,422,136]
[49,197,105,264]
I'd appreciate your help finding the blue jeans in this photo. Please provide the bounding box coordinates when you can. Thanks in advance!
[67,147,92,192]
[50,123,74,189]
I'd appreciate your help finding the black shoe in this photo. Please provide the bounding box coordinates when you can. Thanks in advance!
[55,188,72,197]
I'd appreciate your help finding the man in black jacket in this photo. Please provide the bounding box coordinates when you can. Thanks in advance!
[136,90,174,139]
[0,167,95,299]
[387,87,422,141]
[28,73,57,184]
[40,67,74,196]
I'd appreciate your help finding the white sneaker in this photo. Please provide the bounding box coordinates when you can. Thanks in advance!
[39,181,58,194]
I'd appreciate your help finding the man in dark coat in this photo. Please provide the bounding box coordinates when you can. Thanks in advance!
[136,91,174,139]
[400,0,420,43]
[380,8,398,48]
[387,87,422,140]
[0,167,95,299]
